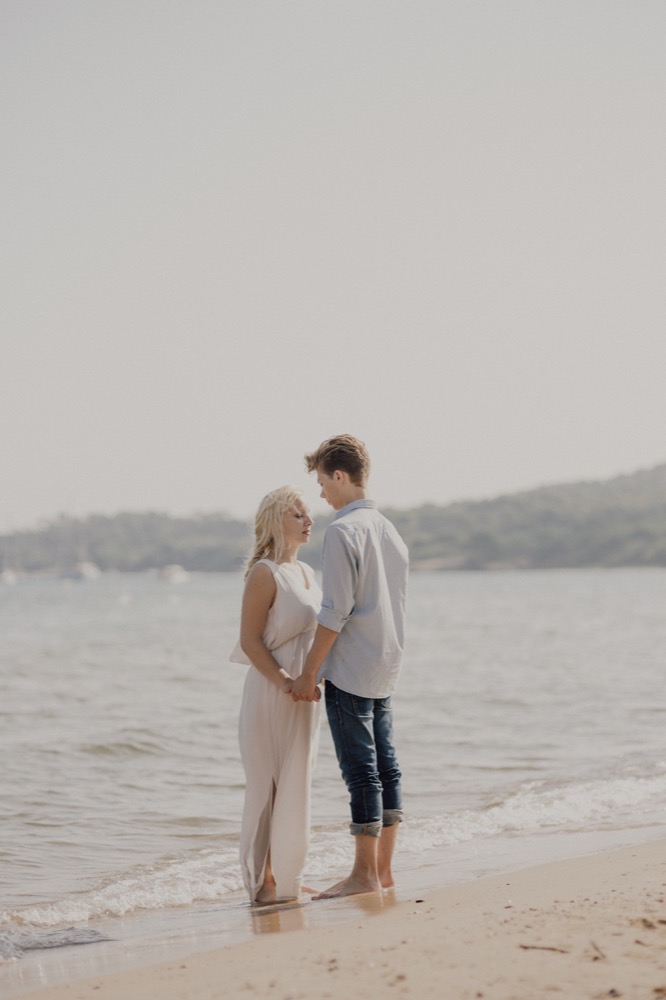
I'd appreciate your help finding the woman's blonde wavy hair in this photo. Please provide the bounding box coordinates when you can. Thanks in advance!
[245,485,306,577]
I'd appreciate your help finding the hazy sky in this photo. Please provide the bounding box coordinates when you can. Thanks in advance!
[2,1,665,529]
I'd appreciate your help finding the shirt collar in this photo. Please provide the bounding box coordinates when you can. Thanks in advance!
[334,498,376,520]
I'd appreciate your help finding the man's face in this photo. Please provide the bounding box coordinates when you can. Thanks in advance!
[316,469,346,511]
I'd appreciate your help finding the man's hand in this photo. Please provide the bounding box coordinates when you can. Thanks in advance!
[290,673,319,702]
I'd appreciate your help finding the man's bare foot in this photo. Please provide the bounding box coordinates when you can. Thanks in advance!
[313,874,381,900]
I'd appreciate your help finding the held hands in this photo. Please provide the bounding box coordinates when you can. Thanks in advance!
[278,671,320,701]
[289,673,321,703]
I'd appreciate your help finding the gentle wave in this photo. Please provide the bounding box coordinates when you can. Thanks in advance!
[0,848,242,929]
[81,737,170,757]
[402,769,666,855]
[0,928,109,961]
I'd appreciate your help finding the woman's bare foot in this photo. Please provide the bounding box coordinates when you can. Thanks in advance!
[253,877,277,905]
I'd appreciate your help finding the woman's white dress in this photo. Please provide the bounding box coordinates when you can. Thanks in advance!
[232,559,322,901]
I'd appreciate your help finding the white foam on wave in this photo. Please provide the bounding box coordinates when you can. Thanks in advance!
[1,848,244,929]
[399,768,666,856]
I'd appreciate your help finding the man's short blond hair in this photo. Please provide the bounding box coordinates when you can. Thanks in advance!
[304,434,370,486]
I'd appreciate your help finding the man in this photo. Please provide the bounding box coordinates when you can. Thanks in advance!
[291,434,409,899]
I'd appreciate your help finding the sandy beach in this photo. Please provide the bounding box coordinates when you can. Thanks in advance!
[12,838,665,1000]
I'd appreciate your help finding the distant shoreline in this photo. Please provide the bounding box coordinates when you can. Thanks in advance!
[2,462,665,572]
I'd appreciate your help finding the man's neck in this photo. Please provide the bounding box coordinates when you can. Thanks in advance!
[336,486,366,509]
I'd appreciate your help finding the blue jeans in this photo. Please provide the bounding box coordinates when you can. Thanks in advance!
[325,680,403,837]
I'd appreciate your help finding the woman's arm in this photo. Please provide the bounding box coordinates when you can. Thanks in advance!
[290,624,337,701]
[239,564,294,692]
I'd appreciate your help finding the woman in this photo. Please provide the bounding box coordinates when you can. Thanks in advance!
[231,486,322,904]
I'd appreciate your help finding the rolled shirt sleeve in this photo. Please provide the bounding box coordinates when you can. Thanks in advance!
[317,522,357,633]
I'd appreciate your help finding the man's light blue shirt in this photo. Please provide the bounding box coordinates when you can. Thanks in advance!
[317,499,409,698]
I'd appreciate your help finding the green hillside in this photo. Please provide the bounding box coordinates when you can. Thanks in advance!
[387,463,666,570]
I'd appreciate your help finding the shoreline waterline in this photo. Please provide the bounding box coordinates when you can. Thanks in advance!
[3,823,665,999]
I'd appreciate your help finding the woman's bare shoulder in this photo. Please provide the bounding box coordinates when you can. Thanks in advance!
[246,559,276,579]
[244,560,277,593]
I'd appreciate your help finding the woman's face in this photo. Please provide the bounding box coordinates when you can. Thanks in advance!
[282,501,313,550]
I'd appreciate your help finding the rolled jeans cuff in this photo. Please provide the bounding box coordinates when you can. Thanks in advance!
[383,808,404,827]
[349,820,382,838]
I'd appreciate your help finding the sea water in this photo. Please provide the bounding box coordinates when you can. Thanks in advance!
[1,569,665,993]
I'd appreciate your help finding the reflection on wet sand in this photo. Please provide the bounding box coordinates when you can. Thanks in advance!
[250,888,398,936]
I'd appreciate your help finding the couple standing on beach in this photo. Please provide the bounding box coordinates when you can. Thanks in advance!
[231,435,409,904]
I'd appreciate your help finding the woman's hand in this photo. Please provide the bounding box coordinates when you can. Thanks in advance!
[280,672,294,694]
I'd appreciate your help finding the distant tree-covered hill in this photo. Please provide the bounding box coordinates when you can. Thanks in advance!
[0,512,251,574]
[2,463,665,574]
[386,463,666,570]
